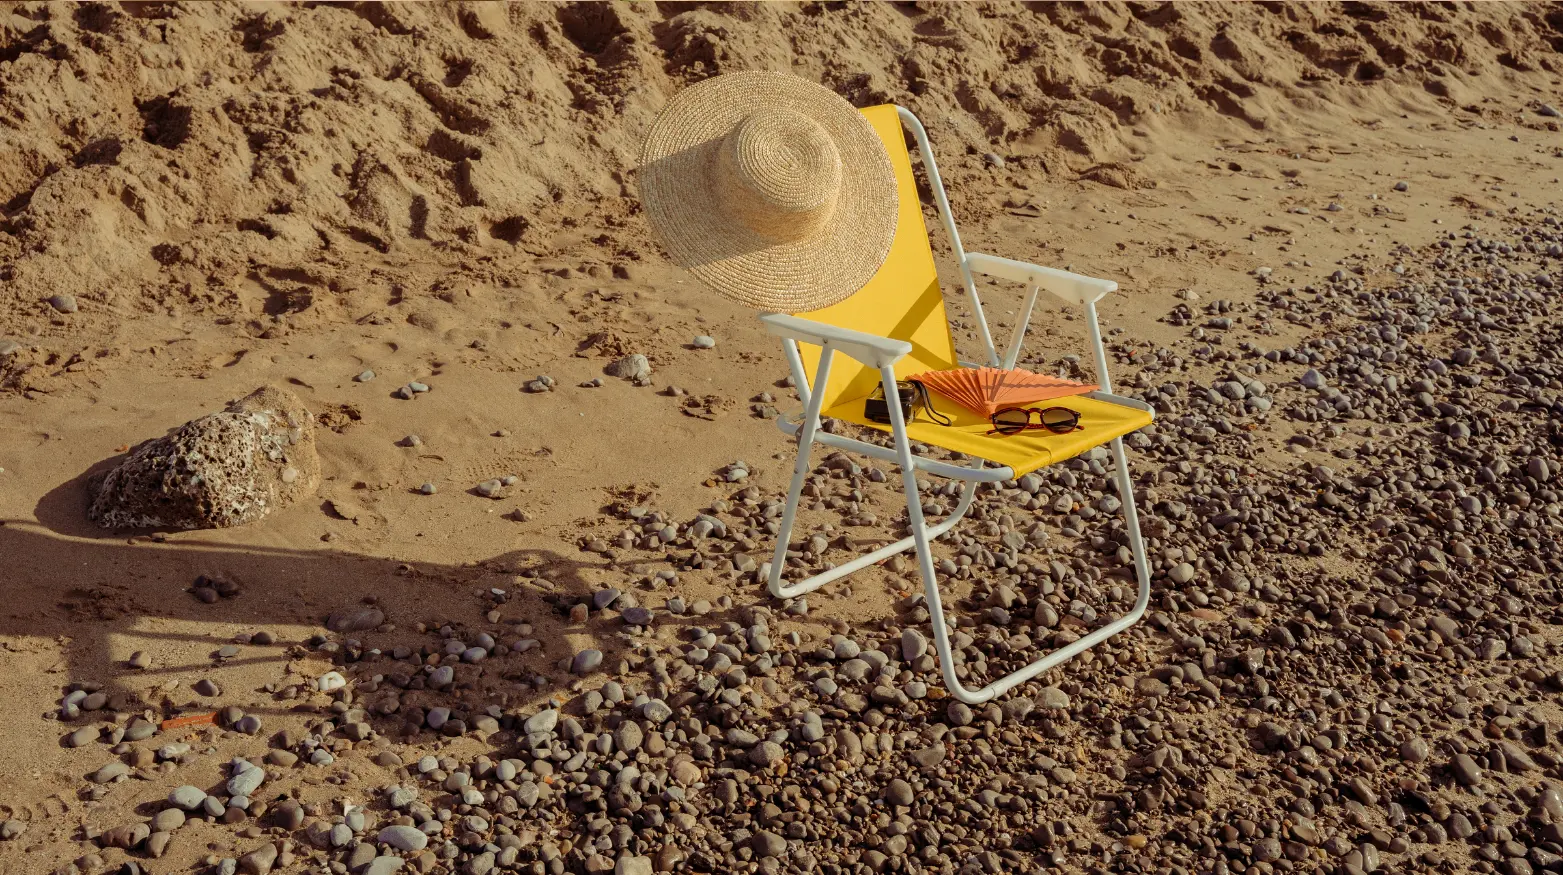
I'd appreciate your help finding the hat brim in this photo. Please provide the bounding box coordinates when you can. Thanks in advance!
[638,72,898,313]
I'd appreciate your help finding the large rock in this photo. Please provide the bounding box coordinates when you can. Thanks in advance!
[89,386,320,529]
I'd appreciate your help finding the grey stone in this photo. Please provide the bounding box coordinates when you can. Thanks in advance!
[1539,784,1563,819]
[615,721,644,752]
[749,741,784,767]
[378,824,429,852]
[1499,741,1537,772]
[911,744,944,768]
[1529,457,1552,482]
[151,808,185,832]
[1451,754,1482,787]
[227,763,265,797]
[641,699,672,723]
[615,856,653,875]
[884,779,914,806]
[524,709,558,735]
[327,605,384,633]
[947,702,973,726]
[364,858,404,875]
[605,354,651,380]
[91,761,130,783]
[1038,686,1070,710]
[572,649,603,675]
[237,842,278,875]
[752,830,786,857]
[1400,737,1430,763]
[1136,676,1170,698]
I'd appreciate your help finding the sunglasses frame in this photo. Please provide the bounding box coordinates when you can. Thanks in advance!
[987,405,1082,436]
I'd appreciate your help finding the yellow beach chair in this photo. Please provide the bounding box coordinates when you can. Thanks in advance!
[761,105,1154,705]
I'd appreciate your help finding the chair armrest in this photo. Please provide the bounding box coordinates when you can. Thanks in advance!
[759,314,912,368]
[965,253,1117,307]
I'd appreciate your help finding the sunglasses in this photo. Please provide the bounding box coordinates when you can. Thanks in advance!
[988,406,1081,436]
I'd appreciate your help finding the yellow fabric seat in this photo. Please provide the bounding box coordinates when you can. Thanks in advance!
[789,103,1150,478]
[822,390,1151,478]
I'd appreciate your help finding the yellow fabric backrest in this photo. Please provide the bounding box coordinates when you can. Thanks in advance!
[795,104,958,410]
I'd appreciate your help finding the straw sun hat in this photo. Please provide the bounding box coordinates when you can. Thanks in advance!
[638,71,898,313]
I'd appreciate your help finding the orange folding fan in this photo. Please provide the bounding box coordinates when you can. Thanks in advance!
[907,367,1097,417]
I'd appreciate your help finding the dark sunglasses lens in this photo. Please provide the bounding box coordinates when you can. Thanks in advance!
[1041,408,1079,432]
[993,409,1030,428]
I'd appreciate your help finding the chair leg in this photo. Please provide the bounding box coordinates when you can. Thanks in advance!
[918,435,1153,705]
[767,346,836,600]
[770,475,979,600]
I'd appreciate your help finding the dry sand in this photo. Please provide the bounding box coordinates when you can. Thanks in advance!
[2,1,1563,872]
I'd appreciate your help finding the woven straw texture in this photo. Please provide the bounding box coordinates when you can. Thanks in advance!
[638,71,898,312]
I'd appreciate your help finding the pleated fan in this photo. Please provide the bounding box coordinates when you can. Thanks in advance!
[907,367,1097,417]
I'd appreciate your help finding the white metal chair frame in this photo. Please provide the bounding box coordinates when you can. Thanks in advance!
[759,106,1154,705]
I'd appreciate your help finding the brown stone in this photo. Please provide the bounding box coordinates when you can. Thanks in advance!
[89,385,320,530]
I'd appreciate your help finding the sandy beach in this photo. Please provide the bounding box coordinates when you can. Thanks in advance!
[4,3,1563,874]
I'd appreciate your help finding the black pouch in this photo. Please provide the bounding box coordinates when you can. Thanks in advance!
[865,382,919,424]
[864,380,952,426]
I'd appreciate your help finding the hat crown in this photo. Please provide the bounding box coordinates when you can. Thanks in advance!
[717,108,842,243]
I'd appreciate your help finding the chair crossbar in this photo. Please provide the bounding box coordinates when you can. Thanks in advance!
[775,413,1015,483]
